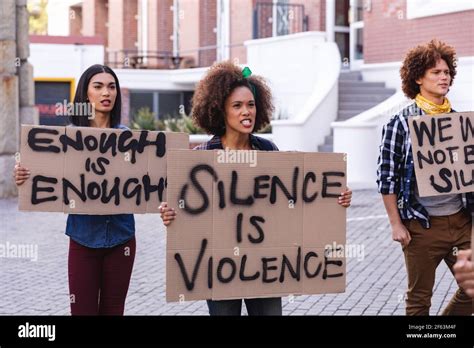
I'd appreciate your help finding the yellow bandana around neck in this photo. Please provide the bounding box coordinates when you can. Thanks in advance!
[415,93,451,115]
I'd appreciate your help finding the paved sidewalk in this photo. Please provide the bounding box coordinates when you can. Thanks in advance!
[0,190,463,315]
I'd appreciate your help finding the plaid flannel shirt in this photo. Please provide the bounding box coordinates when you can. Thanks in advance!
[377,102,474,229]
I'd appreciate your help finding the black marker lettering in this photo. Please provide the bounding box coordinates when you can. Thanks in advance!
[437,117,453,142]
[303,172,317,202]
[460,115,474,142]
[31,176,58,204]
[100,177,120,205]
[60,130,84,152]
[430,168,452,193]
[262,257,278,283]
[179,165,217,214]
[413,118,436,147]
[279,247,301,282]
[322,172,344,198]
[123,178,142,206]
[253,175,270,199]
[174,239,207,291]
[28,128,60,153]
[230,171,254,205]
[236,213,243,243]
[91,157,110,175]
[63,175,87,204]
[304,252,322,278]
[239,255,260,281]
[217,258,237,283]
[248,216,265,244]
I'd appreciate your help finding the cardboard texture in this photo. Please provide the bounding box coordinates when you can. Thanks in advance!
[408,112,474,197]
[18,125,189,214]
[166,149,347,302]
[18,125,66,212]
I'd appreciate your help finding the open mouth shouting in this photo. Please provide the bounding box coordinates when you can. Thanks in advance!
[240,118,253,129]
[100,99,112,107]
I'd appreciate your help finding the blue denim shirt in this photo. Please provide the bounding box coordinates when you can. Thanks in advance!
[66,214,135,248]
[65,124,135,248]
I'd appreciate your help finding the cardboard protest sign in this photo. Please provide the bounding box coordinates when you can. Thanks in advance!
[18,125,188,214]
[408,112,474,197]
[166,149,347,302]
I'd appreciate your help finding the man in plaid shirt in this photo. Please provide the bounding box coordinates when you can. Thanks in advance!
[377,39,472,315]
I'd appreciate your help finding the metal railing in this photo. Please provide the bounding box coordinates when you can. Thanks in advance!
[105,43,248,69]
[253,2,308,39]
[105,49,189,70]
[105,46,222,69]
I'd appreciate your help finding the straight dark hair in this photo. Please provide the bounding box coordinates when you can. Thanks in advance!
[69,64,122,127]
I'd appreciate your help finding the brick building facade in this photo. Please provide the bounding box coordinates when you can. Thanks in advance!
[69,0,333,68]
[65,0,473,68]
[364,0,474,63]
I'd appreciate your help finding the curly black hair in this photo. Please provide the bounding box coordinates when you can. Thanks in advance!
[191,61,274,136]
[400,39,457,99]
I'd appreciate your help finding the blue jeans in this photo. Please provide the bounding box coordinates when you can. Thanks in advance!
[206,297,282,316]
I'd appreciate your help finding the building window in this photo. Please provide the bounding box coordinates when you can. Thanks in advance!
[130,91,154,121]
[335,0,350,63]
[35,79,75,126]
[335,32,350,62]
[335,0,350,26]
[354,27,363,60]
[130,90,194,121]
[253,0,308,39]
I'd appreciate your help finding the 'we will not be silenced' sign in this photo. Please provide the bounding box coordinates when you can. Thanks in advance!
[408,112,474,197]
[18,125,188,214]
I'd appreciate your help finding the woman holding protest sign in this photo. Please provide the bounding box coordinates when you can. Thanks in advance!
[160,61,352,315]
[377,39,473,315]
[14,64,136,315]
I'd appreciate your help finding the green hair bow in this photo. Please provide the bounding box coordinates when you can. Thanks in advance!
[241,67,256,97]
[242,66,252,78]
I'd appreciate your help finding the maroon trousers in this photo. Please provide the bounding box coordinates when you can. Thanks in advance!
[68,237,136,315]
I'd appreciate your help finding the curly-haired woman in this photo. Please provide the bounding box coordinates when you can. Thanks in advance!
[377,39,473,315]
[160,61,352,316]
